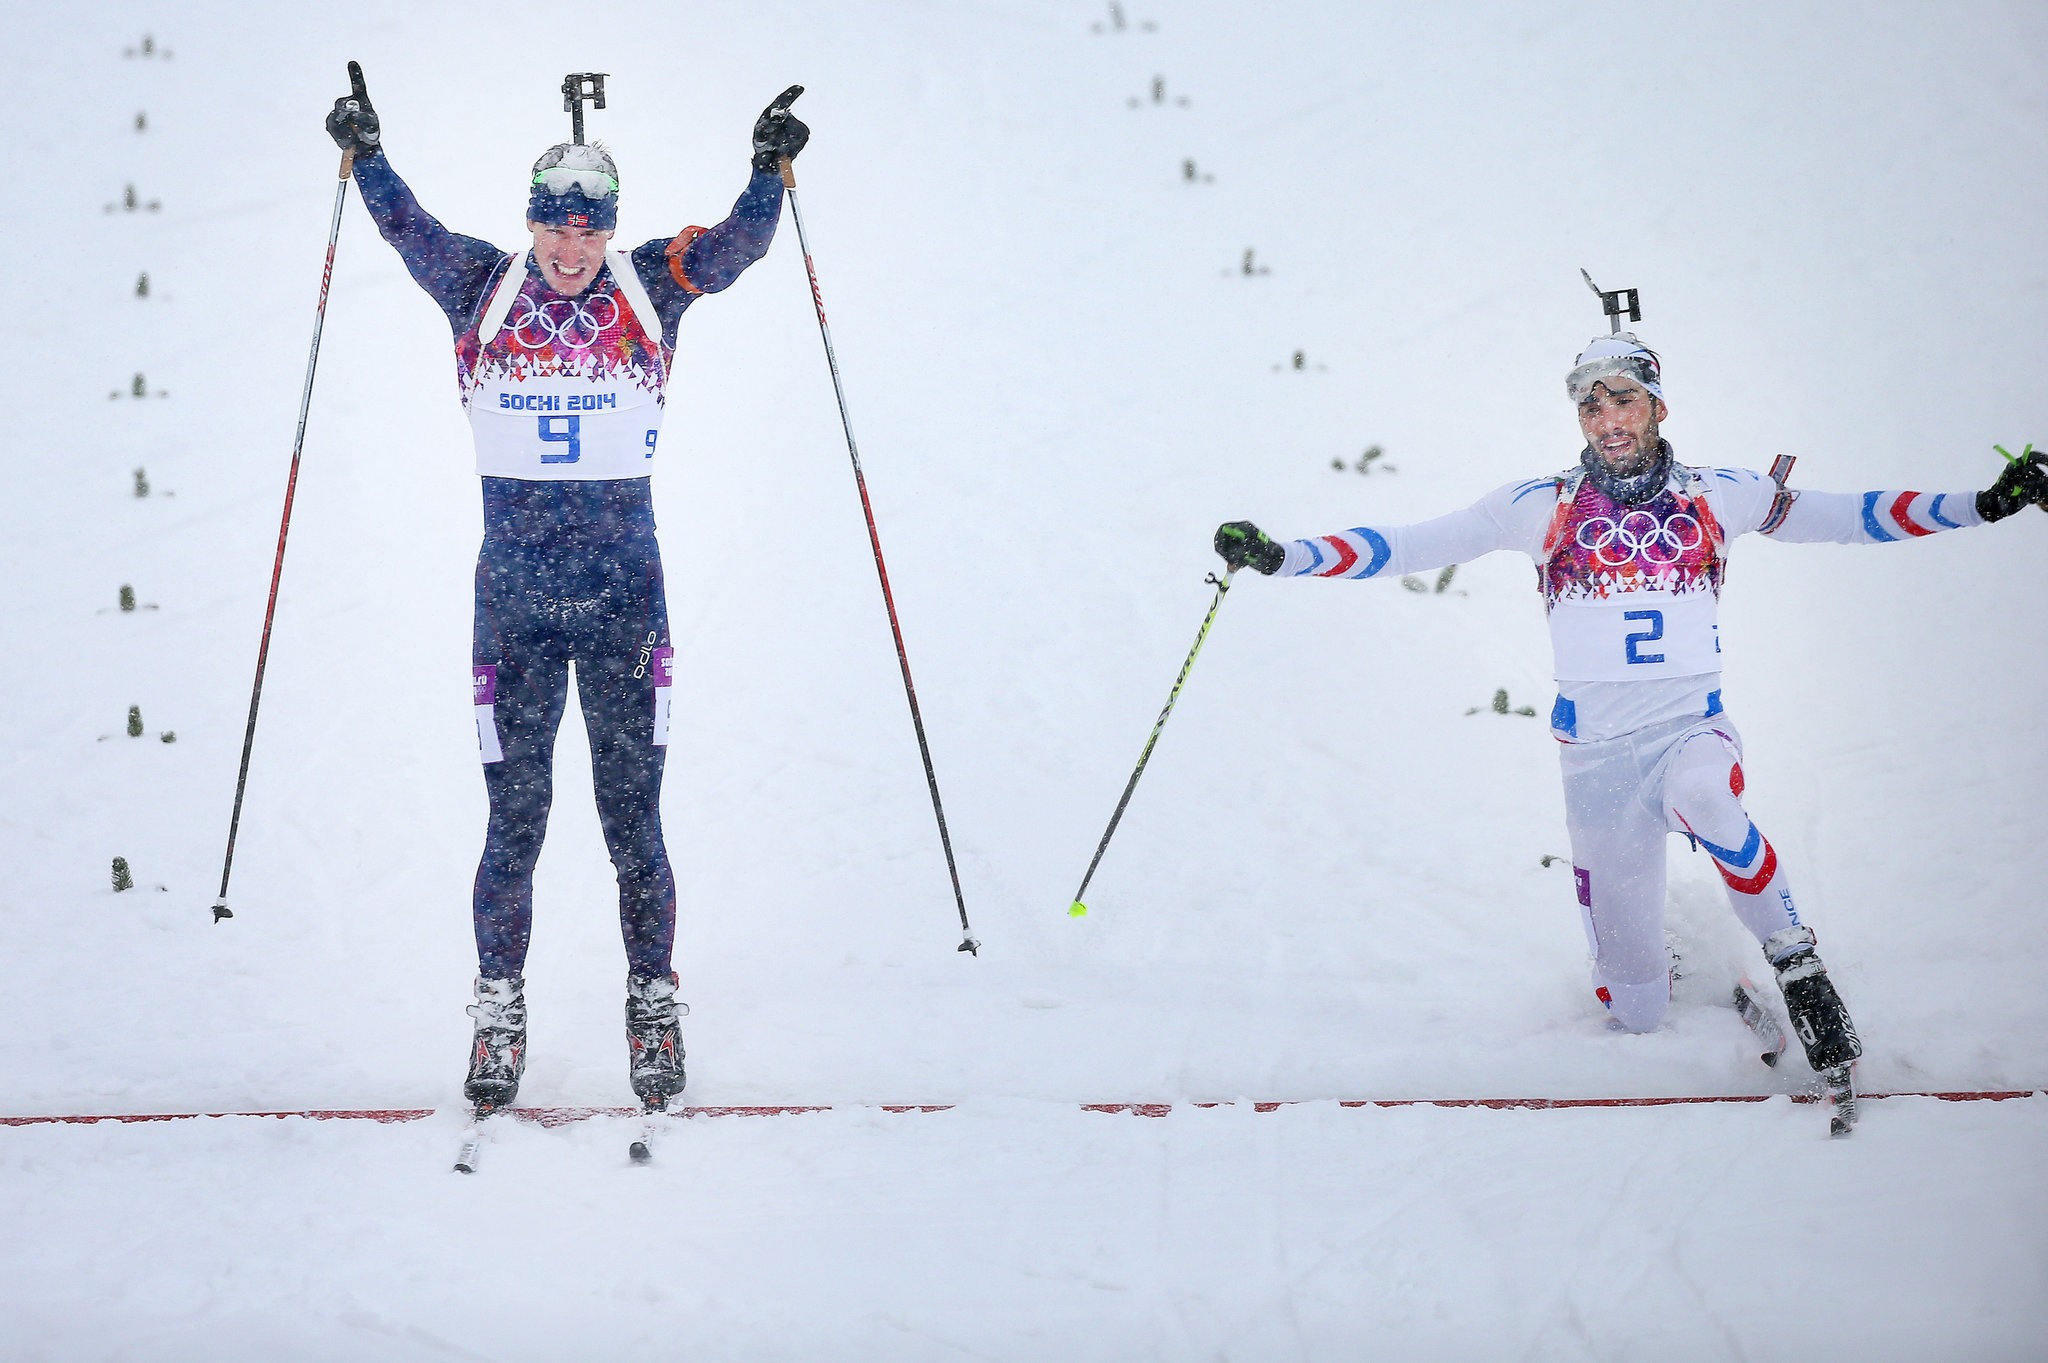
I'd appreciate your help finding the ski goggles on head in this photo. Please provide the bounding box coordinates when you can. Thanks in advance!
[1567,353,1661,403]
[532,166,619,198]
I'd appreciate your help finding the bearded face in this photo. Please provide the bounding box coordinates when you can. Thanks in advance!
[1576,379,1667,477]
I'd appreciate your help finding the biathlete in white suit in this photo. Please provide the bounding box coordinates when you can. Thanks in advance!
[1215,332,2048,1093]
[325,72,812,1113]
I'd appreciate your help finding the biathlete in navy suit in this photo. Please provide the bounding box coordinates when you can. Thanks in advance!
[326,72,811,1111]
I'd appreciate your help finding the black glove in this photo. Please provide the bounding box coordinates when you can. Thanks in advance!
[1976,445,2048,523]
[1214,521,1284,574]
[326,61,381,158]
[751,85,809,173]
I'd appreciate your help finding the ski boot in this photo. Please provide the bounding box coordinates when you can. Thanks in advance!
[463,976,527,1112]
[625,972,688,1108]
[1763,927,1862,1135]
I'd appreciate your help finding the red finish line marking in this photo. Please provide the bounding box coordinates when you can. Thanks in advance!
[0,1092,2035,1127]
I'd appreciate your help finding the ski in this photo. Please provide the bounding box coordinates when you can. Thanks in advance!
[1821,1064,1859,1137]
[452,1103,497,1173]
[628,1099,671,1164]
[1731,977,1787,1068]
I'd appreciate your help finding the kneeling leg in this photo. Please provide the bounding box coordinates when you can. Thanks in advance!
[1563,755,1672,1033]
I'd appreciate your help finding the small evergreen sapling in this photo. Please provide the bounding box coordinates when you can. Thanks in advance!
[1466,688,1537,717]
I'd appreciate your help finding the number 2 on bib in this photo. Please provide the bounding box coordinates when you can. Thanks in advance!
[1623,609,1665,665]
[538,414,581,464]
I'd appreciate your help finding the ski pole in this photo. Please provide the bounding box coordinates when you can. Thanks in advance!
[211,88,361,923]
[777,125,979,957]
[1067,568,1237,918]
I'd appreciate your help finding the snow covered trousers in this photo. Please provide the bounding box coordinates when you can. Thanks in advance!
[470,530,676,980]
[1560,714,1801,1032]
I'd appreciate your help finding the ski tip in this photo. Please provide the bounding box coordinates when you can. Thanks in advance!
[1829,1115,1854,1138]
[628,1140,651,1164]
[453,1159,477,1174]
[1761,1050,1781,1068]
[1068,901,1088,918]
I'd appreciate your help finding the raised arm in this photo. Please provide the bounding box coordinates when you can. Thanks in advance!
[327,72,509,333]
[349,152,511,334]
[628,90,805,346]
[629,169,785,343]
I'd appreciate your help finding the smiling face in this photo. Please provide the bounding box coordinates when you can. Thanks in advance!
[528,220,614,296]
[1576,378,1669,476]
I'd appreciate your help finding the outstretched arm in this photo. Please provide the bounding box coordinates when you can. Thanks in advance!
[1766,485,1984,544]
[1225,477,1556,579]
[1718,448,2044,543]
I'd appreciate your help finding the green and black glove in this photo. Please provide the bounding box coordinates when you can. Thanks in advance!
[1214,521,1284,575]
[1976,445,2048,523]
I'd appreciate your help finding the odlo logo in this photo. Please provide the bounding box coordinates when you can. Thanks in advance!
[631,631,659,679]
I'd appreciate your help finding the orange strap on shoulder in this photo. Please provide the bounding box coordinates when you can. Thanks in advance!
[664,226,708,294]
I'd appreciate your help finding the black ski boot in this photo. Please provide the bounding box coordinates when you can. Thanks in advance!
[1764,927,1862,1134]
[626,972,688,1107]
[463,976,527,1111]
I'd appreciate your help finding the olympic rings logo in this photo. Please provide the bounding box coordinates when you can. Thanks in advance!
[510,292,619,350]
[1575,510,1705,567]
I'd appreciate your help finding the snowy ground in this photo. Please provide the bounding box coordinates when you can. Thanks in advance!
[6,1098,2045,1362]
[4,1,2045,1358]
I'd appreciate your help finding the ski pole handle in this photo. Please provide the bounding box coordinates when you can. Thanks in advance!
[779,154,796,190]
